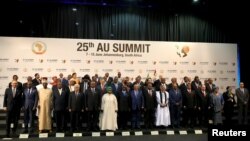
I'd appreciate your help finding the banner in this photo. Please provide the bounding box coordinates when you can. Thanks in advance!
[0,37,238,108]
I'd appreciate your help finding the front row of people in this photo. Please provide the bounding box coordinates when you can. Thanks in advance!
[3,79,248,138]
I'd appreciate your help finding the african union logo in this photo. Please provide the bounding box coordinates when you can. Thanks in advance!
[176,45,190,58]
[15,59,19,63]
[32,41,47,55]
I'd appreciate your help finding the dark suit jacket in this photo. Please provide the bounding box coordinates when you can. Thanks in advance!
[205,83,216,94]
[111,82,122,96]
[117,90,131,112]
[191,81,202,92]
[53,87,69,111]
[236,88,249,105]
[3,87,22,111]
[169,88,182,107]
[68,92,84,112]
[196,90,210,110]
[143,88,156,110]
[23,87,38,110]
[130,90,144,110]
[32,78,40,87]
[183,90,196,109]
[85,88,101,111]
[9,81,23,93]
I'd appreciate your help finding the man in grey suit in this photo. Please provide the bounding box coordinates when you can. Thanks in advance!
[236,82,249,125]
[22,81,38,133]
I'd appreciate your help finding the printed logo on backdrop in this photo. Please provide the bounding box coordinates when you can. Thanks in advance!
[0,76,8,80]
[138,61,147,64]
[179,61,189,65]
[233,78,236,81]
[23,68,28,72]
[199,62,209,65]
[187,70,197,73]
[47,68,52,72]
[0,58,9,62]
[130,61,134,64]
[23,59,34,63]
[227,70,235,74]
[32,41,47,55]
[167,70,177,73]
[124,69,135,73]
[200,70,204,74]
[220,71,224,74]
[138,70,143,74]
[208,70,217,73]
[153,61,157,65]
[7,68,19,71]
[56,69,67,72]
[32,68,43,72]
[219,78,228,81]
[39,59,44,63]
[93,60,104,64]
[109,61,113,64]
[232,62,236,66]
[219,62,228,66]
[192,62,196,65]
[214,78,217,81]
[94,69,99,73]
[159,61,168,64]
[180,70,184,74]
[213,62,217,66]
[115,61,126,64]
[70,59,81,63]
[61,60,66,63]
[80,69,90,73]
[173,61,177,65]
[102,69,113,72]
[176,45,190,58]
[15,59,19,63]
[47,59,58,63]
[86,60,91,64]
[160,70,164,74]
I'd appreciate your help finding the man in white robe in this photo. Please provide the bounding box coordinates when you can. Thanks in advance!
[99,87,118,131]
[155,85,171,127]
[37,78,53,133]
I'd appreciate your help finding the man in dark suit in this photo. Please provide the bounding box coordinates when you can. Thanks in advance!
[130,84,144,129]
[8,75,23,92]
[236,82,249,125]
[68,84,85,132]
[32,73,41,87]
[143,83,156,129]
[22,76,33,91]
[111,76,122,96]
[196,84,210,127]
[22,81,38,133]
[85,81,101,131]
[117,85,131,130]
[169,83,182,128]
[205,78,216,94]
[59,73,69,87]
[53,81,69,132]
[3,80,23,137]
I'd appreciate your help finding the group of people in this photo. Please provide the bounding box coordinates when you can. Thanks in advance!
[3,73,249,138]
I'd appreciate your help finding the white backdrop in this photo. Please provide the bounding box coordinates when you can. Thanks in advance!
[0,37,239,108]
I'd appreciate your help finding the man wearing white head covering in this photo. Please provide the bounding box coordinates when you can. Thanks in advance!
[37,77,53,133]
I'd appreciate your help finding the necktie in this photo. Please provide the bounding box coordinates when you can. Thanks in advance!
[29,89,31,95]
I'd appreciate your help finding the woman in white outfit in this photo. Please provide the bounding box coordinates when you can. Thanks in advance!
[155,85,171,127]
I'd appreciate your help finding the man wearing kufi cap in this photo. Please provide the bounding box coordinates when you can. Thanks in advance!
[99,86,118,131]
[37,77,53,133]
